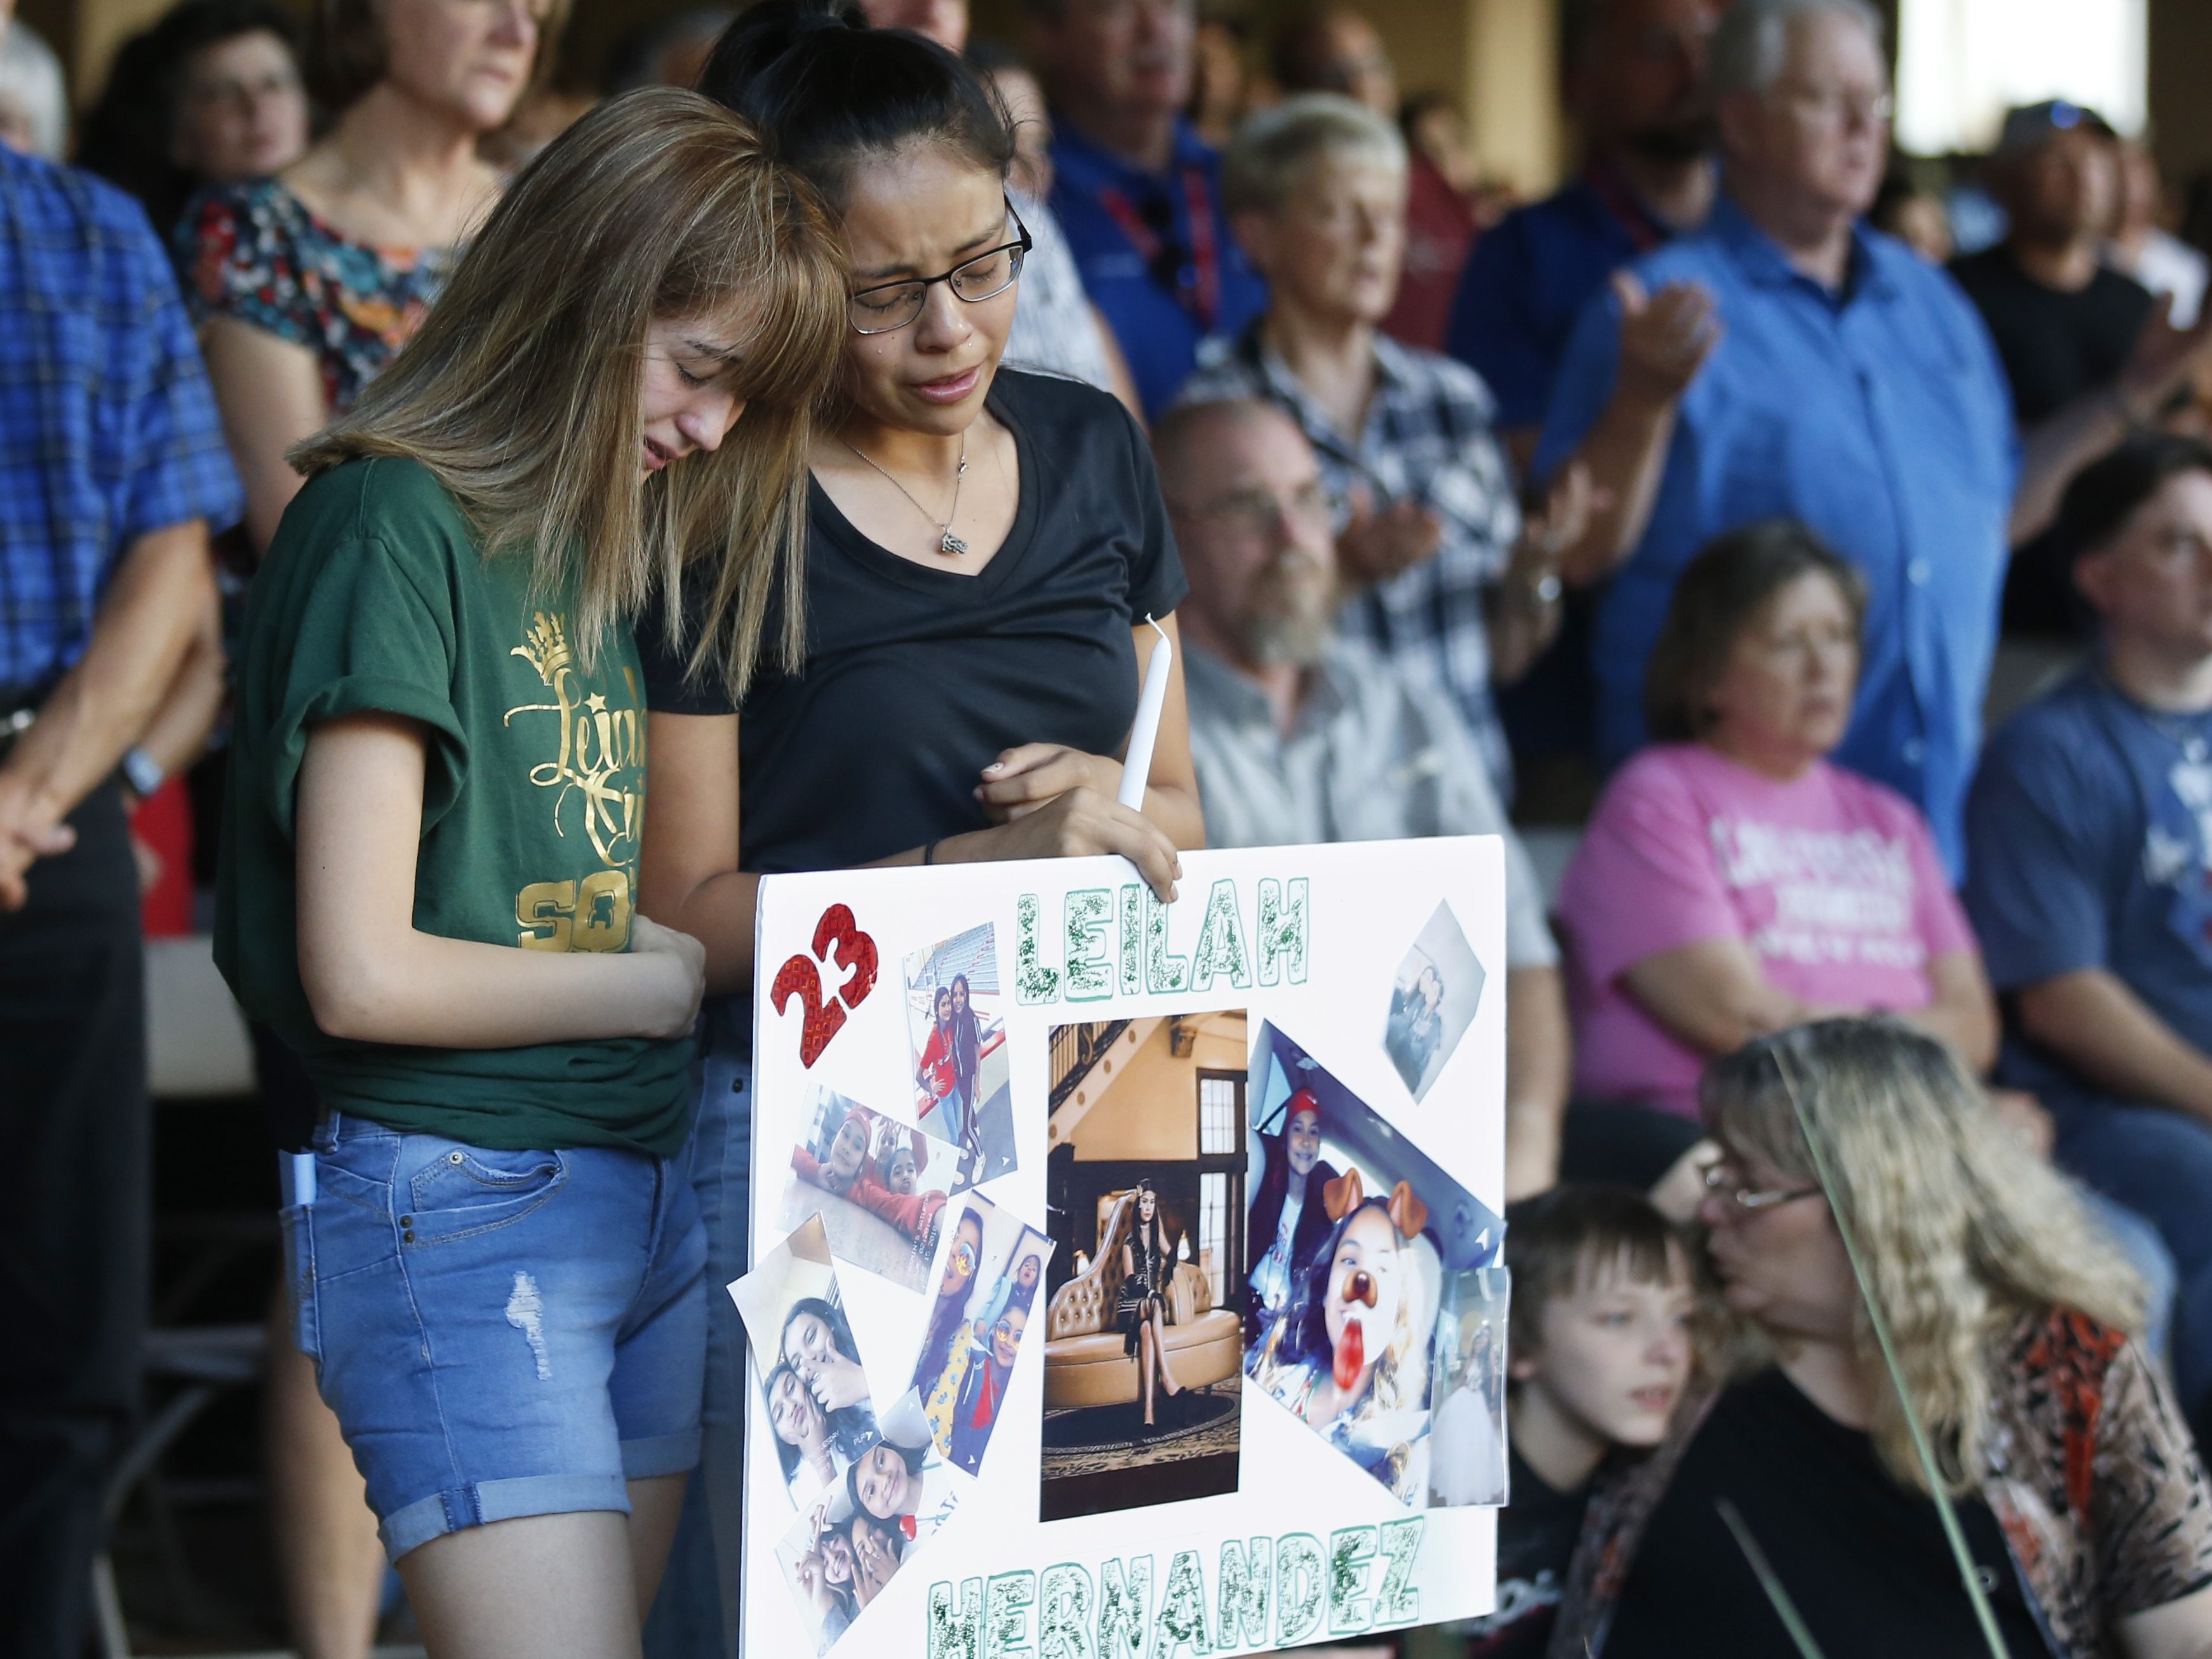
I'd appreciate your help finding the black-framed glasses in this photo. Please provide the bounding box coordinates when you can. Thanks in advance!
[1701,1160,1823,1214]
[847,201,1033,336]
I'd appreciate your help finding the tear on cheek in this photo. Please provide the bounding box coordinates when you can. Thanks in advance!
[506,1270,552,1381]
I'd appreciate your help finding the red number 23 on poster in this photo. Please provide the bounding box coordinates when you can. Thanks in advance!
[770,904,880,1067]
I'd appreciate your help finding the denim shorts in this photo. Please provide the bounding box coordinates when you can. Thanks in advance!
[285,1111,707,1561]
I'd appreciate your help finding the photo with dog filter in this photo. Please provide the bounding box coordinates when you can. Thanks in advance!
[902,924,1016,1181]
[1384,900,1486,1102]
[1428,1265,1510,1508]
[728,1216,885,1514]
[782,1086,978,1291]
[773,1388,968,1654]
[1039,1012,1248,1521]
[1245,1021,1504,1506]
[906,1189,1054,1477]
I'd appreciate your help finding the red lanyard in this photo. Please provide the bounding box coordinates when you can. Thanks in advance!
[1583,159,1673,255]
[1098,166,1221,333]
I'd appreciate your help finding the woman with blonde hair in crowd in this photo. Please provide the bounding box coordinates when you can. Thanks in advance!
[1556,1018,2212,1658]
[184,0,561,554]
[217,88,845,1659]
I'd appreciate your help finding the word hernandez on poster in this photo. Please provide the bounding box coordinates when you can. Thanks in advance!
[742,840,1511,1658]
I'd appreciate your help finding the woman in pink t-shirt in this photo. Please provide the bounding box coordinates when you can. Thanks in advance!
[1559,521,1998,1122]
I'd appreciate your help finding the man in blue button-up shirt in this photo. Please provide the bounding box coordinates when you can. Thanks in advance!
[1535,0,2016,875]
[0,13,242,1644]
[1026,0,1267,418]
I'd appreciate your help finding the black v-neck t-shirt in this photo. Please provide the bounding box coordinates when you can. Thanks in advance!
[639,369,1186,875]
[1604,1369,2051,1658]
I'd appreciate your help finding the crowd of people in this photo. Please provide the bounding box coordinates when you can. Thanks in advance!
[8,0,2212,1653]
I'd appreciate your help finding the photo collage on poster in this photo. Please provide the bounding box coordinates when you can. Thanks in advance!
[747,893,1510,1649]
[738,921,1053,1654]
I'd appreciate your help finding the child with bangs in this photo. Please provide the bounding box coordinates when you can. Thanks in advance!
[1460,1185,1699,1659]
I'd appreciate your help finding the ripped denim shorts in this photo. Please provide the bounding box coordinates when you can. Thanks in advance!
[285,1111,707,1561]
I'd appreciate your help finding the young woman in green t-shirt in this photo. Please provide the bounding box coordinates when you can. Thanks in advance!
[218,89,845,1657]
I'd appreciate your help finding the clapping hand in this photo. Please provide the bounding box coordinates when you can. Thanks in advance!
[2119,292,2212,421]
[1337,486,1444,586]
[1612,271,1722,406]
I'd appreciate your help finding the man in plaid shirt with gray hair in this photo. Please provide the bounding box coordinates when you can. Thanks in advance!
[0,0,242,1646]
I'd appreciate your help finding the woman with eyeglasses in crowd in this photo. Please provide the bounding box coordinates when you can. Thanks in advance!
[634,2,1206,1635]
[1556,1019,2212,1659]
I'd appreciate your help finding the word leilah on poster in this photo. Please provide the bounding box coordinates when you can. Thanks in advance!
[741,839,1512,1658]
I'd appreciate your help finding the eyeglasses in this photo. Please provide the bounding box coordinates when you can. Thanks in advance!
[1701,1160,1824,1214]
[848,203,1033,336]
[1773,83,1895,129]
[1180,480,1334,535]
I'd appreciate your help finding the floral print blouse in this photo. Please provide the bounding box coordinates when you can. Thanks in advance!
[178,178,459,415]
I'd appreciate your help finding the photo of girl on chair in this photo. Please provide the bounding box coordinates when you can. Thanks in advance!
[1118,1179,1181,1426]
[1248,1169,1444,1505]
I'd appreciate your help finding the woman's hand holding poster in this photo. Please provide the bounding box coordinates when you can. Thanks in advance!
[736,840,1510,1656]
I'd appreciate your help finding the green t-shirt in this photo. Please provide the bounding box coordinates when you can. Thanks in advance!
[216,457,693,1155]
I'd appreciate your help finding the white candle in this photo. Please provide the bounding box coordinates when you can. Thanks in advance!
[1118,615,1172,812]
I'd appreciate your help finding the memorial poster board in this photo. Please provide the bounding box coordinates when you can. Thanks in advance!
[741,839,1510,1657]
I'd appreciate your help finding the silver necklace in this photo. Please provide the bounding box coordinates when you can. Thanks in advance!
[842,436,969,556]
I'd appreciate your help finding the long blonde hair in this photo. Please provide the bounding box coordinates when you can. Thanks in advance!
[293,87,847,700]
[1701,1018,2144,1493]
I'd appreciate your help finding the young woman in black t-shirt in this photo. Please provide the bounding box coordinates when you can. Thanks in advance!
[633,6,1205,1635]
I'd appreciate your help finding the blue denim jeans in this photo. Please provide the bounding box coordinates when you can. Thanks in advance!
[292,1111,707,1561]
[2049,1096,2212,1417]
[645,1000,750,1659]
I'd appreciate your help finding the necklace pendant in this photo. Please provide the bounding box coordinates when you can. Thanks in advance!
[941,532,969,556]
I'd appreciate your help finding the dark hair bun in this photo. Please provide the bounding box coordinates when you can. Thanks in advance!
[699,0,1014,206]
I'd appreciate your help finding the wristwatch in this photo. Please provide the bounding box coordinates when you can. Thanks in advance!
[1514,572,1564,613]
[121,746,166,801]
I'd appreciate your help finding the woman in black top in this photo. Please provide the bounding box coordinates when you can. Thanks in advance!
[634,5,1204,1636]
[1117,1181,1183,1426]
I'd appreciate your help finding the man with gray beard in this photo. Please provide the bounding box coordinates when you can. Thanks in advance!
[1158,398,1571,1197]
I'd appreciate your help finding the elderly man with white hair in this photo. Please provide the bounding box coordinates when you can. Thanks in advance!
[0,16,64,159]
[1534,0,2030,877]
[1179,93,1591,805]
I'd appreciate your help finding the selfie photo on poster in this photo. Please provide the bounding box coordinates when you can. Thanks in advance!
[728,1218,884,1513]
[1245,1021,1505,1506]
[780,1086,977,1291]
[903,1189,1053,1476]
[771,1389,967,1654]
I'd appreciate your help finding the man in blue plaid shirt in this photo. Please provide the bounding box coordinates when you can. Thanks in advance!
[0,3,243,1647]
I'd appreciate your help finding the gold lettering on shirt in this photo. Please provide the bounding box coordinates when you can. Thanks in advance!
[504,613,645,952]
[514,870,633,953]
